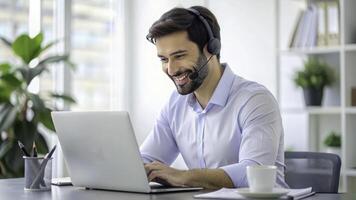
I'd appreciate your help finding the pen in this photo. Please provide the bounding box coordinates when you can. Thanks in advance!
[32,142,38,157]
[17,141,30,157]
[30,145,57,189]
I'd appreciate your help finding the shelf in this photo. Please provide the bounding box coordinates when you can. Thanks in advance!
[345,107,356,114]
[278,0,356,193]
[279,46,341,55]
[345,169,356,176]
[345,44,356,52]
[282,107,342,114]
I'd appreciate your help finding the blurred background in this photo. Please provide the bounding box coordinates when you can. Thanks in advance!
[1,0,356,192]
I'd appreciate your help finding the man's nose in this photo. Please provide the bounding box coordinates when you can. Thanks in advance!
[166,60,177,76]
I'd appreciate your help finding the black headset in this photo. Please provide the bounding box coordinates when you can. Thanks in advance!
[186,8,221,55]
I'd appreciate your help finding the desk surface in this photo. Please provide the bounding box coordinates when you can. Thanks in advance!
[1,178,355,200]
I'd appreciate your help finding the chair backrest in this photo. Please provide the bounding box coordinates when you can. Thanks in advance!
[284,151,341,193]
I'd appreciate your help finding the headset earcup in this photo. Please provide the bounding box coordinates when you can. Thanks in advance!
[207,38,221,55]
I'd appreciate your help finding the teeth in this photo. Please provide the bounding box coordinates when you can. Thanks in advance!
[174,73,188,81]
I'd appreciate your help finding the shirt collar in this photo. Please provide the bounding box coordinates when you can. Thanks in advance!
[187,63,235,109]
[208,63,234,107]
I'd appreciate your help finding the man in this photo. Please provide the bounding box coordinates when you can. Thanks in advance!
[141,6,288,189]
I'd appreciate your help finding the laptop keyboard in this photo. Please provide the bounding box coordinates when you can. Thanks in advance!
[150,184,178,189]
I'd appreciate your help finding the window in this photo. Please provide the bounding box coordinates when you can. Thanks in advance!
[39,0,55,94]
[0,0,29,63]
[71,0,117,110]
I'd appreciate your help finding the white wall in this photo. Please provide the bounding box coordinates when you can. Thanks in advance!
[209,0,277,95]
[128,0,207,145]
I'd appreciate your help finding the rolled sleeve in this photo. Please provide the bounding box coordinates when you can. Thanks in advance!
[220,159,259,188]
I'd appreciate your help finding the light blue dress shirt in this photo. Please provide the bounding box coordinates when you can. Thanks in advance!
[140,64,289,188]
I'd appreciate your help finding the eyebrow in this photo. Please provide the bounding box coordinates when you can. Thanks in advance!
[157,50,188,58]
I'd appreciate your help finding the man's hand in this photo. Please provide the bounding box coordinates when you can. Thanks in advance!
[144,161,235,189]
[144,161,188,187]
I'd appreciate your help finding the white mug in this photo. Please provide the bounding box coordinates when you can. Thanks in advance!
[246,165,277,193]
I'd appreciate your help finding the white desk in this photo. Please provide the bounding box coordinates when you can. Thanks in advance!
[1,178,355,200]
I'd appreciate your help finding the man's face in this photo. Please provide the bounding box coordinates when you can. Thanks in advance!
[156,31,208,95]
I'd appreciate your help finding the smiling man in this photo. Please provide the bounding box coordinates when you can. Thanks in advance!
[140,6,289,189]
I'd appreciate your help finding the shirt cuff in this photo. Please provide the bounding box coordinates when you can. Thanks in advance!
[141,153,158,164]
[220,160,259,188]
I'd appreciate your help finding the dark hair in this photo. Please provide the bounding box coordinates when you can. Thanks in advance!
[146,6,221,60]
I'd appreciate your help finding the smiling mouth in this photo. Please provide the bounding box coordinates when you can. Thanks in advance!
[172,71,190,86]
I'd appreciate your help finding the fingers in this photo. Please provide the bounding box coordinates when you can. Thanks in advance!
[145,162,171,185]
[148,170,160,182]
[153,177,172,186]
[148,170,174,186]
[144,161,165,176]
[144,161,184,187]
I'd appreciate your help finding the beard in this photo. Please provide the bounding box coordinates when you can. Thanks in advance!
[168,53,209,95]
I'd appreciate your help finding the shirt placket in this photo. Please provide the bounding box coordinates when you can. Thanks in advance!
[196,112,207,168]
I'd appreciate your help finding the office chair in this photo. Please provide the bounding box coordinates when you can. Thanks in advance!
[284,151,341,193]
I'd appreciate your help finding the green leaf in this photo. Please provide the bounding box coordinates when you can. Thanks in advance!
[1,73,22,88]
[33,33,43,47]
[11,120,37,172]
[0,73,21,102]
[0,63,11,75]
[294,57,335,88]
[324,132,341,147]
[27,65,47,84]
[3,139,25,176]
[13,120,37,148]
[24,55,70,85]
[50,93,76,104]
[27,93,46,112]
[12,34,33,64]
[38,108,55,132]
[0,104,18,133]
[0,85,12,103]
[35,132,49,154]
[0,36,12,47]
[0,140,13,159]
[12,33,44,64]
[32,33,44,59]
[38,55,69,66]
[16,67,30,85]
[39,39,59,55]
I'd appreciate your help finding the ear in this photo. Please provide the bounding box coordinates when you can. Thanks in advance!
[203,44,212,58]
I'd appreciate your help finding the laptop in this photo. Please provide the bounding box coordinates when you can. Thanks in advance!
[51,111,203,193]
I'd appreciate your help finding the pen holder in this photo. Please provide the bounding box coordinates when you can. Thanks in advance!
[24,156,53,191]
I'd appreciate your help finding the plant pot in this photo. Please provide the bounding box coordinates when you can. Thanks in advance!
[326,147,341,158]
[303,87,324,106]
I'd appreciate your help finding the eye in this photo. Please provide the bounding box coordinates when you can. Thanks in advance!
[159,57,168,63]
[175,54,185,59]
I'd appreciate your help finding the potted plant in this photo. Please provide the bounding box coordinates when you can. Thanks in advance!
[294,57,335,106]
[324,131,341,157]
[0,33,75,178]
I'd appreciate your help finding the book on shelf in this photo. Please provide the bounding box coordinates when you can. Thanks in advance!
[288,0,340,49]
[352,87,356,106]
[326,1,340,46]
[288,10,304,48]
[317,1,327,46]
[306,4,318,47]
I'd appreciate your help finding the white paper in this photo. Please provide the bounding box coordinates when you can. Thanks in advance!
[194,187,313,199]
[194,188,245,199]
[288,187,312,197]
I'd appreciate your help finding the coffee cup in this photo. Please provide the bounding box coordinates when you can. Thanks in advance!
[246,165,277,193]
